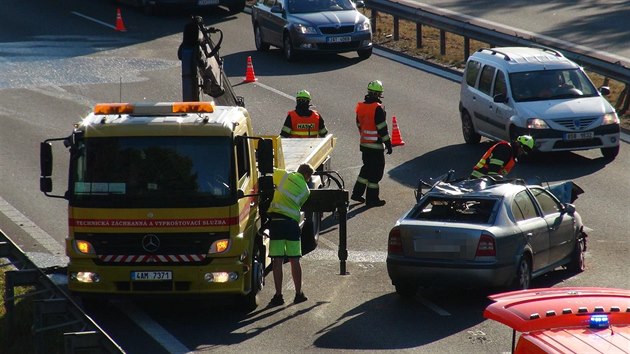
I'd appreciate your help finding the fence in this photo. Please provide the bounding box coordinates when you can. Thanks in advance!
[365,0,630,114]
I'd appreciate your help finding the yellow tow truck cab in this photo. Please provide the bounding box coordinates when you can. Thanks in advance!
[40,101,335,309]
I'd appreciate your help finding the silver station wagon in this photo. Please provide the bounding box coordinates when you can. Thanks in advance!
[386,176,587,296]
[251,0,373,61]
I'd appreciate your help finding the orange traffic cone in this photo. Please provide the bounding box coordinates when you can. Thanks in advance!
[115,8,127,32]
[243,56,257,83]
[391,116,405,147]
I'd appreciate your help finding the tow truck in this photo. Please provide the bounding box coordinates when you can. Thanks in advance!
[39,17,346,310]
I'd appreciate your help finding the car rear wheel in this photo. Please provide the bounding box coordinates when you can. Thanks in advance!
[283,34,298,62]
[461,110,481,144]
[601,145,619,160]
[395,283,417,298]
[357,47,372,60]
[567,235,586,273]
[254,25,270,51]
[512,256,531,290]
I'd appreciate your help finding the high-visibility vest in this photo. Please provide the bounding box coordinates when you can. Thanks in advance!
[356,102,381,145]
[471,141,515,177]
[267,169,310,222]
[288,110,321,138]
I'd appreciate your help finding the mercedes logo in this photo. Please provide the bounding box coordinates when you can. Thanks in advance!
[142,234,160,253]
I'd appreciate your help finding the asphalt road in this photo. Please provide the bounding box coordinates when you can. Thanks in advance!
[1,1,629,353]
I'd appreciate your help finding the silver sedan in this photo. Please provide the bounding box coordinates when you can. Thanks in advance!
[251,0,373,61]
[386,178,587,296]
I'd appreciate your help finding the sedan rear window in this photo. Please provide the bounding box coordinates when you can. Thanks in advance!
[410,197,497,224]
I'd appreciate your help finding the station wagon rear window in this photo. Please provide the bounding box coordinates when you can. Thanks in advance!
[410,197,497,224]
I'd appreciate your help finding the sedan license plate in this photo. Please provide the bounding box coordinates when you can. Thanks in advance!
[327,36,351,43]
[198,0,219,5]
[131,271,172,281]
[564,131,594,141]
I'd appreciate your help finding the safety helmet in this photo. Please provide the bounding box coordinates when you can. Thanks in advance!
[516,135,535,153]
[367,80,384,94]
[296,89,311,101]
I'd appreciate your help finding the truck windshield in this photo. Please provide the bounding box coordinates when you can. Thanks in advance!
[71,136,234,207]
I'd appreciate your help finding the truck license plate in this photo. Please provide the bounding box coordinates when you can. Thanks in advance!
[131,271,172,281]
[327,36,351,43]
[564,131,594,141]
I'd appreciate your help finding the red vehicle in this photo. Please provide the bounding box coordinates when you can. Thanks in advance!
[484,287,630,353]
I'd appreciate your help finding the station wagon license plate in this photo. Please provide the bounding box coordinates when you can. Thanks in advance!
[327,36,351,43]
[131,271,172,281]
[564,131,594,141]
[198,0,219,5]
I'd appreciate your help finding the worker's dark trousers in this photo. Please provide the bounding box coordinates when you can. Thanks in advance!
[352,148,385,202]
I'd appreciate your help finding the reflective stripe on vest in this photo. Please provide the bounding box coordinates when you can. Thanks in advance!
[288,111,320,138]
[268,170,310,221]
[471,141,515,176]
[356,102,381,144]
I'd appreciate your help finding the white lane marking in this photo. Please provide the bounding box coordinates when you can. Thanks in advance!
[71,11,117,30]
[250,81,296,101]
[417,295,451,316]
[112,300,193,354]
[0,195,65,257]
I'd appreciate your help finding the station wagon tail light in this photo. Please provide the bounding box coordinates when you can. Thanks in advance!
[475,234,496,257]
[388,227,403,255]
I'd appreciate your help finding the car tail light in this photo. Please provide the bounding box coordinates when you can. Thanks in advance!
[475,234,496,257]
[388,227,403,255]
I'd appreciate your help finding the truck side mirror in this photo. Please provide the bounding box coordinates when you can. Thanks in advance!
[257,139,274,175]
[40,142,53,177]
[40,177,52,193]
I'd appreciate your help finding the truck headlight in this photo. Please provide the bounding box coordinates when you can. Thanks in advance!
[208,239,230,254]
[71,272,100,283]
[74,240,95,254]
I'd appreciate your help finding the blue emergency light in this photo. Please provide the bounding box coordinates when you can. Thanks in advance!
[589,314,610,329]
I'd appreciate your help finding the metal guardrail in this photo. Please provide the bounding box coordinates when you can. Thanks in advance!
[1,232,124,354]
[365,0,630,113]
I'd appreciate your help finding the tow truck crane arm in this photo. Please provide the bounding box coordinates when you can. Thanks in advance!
[178,16,244,106]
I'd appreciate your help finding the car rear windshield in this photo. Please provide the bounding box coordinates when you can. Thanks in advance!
[409,197,497,224]
[509,68,599,102]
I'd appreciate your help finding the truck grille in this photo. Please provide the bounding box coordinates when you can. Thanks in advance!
[75,232,227,265]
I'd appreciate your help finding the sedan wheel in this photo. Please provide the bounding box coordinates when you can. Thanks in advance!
[283,35,298,62]
[461,110,481,144]
[601,145,619,160]
[512,257,531,290]
[254,26,270,51]
[567,236,586,273]
[357,47,372,60]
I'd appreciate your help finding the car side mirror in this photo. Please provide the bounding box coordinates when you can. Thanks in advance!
[354,0,366,8]
[493,93,508,103]
[270,4,283,13]
[599,86,611,96]
[562,203,576,215]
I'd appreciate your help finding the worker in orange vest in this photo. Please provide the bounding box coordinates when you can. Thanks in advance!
[280,90,328,138]
[470,135,534,179]
[351,80,392,207]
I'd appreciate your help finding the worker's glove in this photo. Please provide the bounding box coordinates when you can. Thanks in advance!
[386,146,393,155]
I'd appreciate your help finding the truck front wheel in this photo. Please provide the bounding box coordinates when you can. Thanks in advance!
[240,244,265,311]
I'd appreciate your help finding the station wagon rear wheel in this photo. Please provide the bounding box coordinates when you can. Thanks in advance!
[512,257,531,290]
[461,110,481,144]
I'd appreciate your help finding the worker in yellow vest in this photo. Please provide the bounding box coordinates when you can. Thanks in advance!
[280,90,328,138]
[351,80,392,208]
[267,163,314,307]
